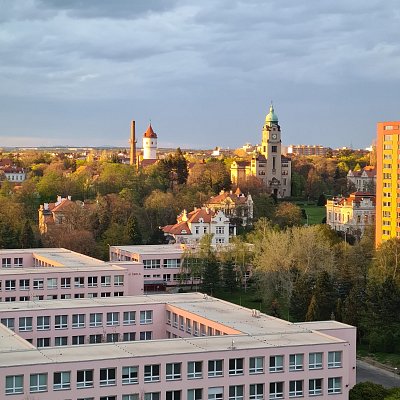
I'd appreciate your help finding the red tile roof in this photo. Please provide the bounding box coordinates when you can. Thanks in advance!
[143,124,157,138]
[162,221,191,235]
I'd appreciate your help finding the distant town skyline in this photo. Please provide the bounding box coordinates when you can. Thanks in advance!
[1,0,399,149]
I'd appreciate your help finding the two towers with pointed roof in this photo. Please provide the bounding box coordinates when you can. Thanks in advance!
[130,122,158,166]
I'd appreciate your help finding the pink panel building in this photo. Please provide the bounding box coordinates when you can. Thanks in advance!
[0,293,356,400]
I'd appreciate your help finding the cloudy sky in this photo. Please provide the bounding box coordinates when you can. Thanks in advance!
[1,0,399,149]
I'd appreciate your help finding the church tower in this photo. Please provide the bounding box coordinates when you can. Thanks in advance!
[142,123,158,160]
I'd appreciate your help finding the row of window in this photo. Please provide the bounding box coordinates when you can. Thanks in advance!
[143,259,181,269]
[1,257,23,268]
[0,275,124,291]
[1,310,152,332]
[0,291,124,302]
[23,331,152,347]
[5,374,343,398]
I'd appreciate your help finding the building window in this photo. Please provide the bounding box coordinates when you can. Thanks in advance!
[229,385,244,400]
[100,367,116,386]
[1,318,14,331]
[188,361,202,379]
[138,328,153,340]
[144,393,160,400]
[250,356,264,374]
[77,370,93,388]
[269,381,284,399]
[140,310,153,324]
[309,378,322,396]
[144,364,160,382]
[19,316,33,331]
[74,276,84,287]
[37,337,50,348]
[186,318,192,333]
[123,332,136,341]
[53,371,70,390]
[123,311,136,325]
[122,366,138,385]
[164,259,181,268]
[61,277,71,288]
[114,275,124,286]
[208,359,223,377]
[166,390,181,400]
[55,315,68,329]
[289,380,303,397]
[166,362,181,380]
[289,354,303,371]
[269,355,284,372]
[208,386,223,399]
[328,377,342,394]
[37,316,50,330]
[19,279,30,290]
[88,276,98,287]
[47,278,57,289]
[250,383,264,400]
[13,257,23,267]
[90,312,102,327]
[5,279,16,291]
[216,226,225,234]
[100,397,116,400]
[72,314,85,328]
[309,352,323,369]
[143,259,161,269]
[30,373,47,392]
[187,388,202,400]
[107,312,119,326]
[89,334,103,344]
[55,336,68,346]
[328,351,342,368]
[101,275,111,287]
[106,333,119,343]
[122,395,139,400]
[229,358,244,375]
[2,257,11,268]
[72,335,85,345]
[5,375,24,394]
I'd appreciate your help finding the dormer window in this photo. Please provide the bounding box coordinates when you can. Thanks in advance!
[199,218,204,223]
[181,230,187,234]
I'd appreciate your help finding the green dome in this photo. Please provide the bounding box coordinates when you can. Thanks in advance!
[265,104,278,123]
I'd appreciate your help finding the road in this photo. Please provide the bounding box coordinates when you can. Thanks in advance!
[357,359,400,388]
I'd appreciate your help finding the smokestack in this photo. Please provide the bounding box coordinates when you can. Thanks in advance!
[130,120,137,167]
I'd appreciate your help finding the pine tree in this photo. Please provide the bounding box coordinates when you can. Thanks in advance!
[126,215,142,245]
[20,220,36,248]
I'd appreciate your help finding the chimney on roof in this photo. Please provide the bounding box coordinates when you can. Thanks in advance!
[205,207,209,214]
[67,195,71,201]
[44,203,48,211]
[182,209,188,222]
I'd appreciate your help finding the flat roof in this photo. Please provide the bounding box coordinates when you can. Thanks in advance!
[0,293,352,367]
[0,264,126,276]
[111,244,184,255]
[32,248,105,266]
[0,324,35,353]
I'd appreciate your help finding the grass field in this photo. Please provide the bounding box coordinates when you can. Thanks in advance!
[357,344,400,369]
[293,202,326,225]
[212,289,268,313]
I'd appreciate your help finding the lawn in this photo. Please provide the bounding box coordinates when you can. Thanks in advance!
[293,202,326,225]
[357,344,400,369]
[212,288,268,313]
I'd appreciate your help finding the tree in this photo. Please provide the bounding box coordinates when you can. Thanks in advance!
[253,194,276,220]
[20,220,36,248]
[220,251,237,292]
[274,202,302,228]
[126,215,142,245]
[349,382,389,400]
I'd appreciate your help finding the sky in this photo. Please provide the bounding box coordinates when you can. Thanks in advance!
[0,0,400,150]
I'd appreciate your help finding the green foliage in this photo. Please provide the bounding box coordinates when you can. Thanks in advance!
[349,382,389,400]
[274,202,303,228]
[253,193,276,220]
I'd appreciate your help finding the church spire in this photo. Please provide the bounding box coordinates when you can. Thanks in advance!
[265,102,278,124]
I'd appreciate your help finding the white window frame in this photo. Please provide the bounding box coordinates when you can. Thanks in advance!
[187,388,202,400]
[140,310,153,324]
[47,277,57,289]
[269,381,284,399]
[60,277,71,288]
[250,383,264,400]
[101,275,111,287]
[289,354,304,371]
[53,371,70,390]
[229,385,244,400]
[144,364,160,382]
[72,314,85,328]
[99,367,116,386]
[289,380,303,398]
[309,378,322,396]
[5,375,23,394]
[55,315,68,329]
[122,366,138,385]
[107,312,119,326]
[19,316,33,332]
[123,311,136,325]
[309,352,323,370]
[29,373,47,393]
[90,312,102,327]
[250,356,264,374]
[76,369,93,388]
[328,377,341,394]
[208,359,223,377]
[166,362,181,380]
[114,275,124,286]
[19,279,30,290]
[37,315,50,330]
[269,355,284,373]
[188,361,202,379]
[229,358,244,375]
[328,351,342,368]
[88,276,98,287]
